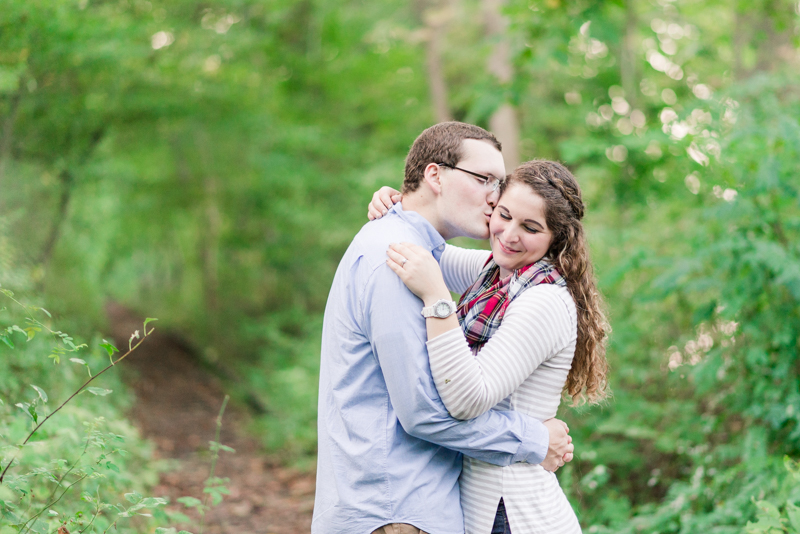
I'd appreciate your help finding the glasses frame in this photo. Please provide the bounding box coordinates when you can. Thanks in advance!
[437,163,503,192]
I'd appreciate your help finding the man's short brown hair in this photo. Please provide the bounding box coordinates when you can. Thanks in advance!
[402,122,502,194]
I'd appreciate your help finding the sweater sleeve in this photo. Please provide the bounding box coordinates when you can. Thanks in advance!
[426,285,575,420]
[440,244,491,294]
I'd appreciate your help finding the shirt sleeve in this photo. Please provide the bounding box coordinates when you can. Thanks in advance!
[425,285,575,420]
[363,261,549,466]
[440,244,491,294]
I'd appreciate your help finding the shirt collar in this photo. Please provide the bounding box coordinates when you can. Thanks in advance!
[390,202,446,261]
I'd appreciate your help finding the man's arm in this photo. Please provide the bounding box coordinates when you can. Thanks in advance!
[365,262,573,469]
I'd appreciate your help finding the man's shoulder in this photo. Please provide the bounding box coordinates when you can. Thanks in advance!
[348,214,430,269]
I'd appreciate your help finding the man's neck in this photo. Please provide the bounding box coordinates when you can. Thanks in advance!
[401,191,451,240]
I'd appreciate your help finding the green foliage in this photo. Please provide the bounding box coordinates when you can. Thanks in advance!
[0,291,163,533]
[3,0,800,530]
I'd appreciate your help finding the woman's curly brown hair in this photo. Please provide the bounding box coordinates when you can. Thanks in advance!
[502,160,610,404]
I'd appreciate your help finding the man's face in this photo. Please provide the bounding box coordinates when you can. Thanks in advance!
[437,139,506,240]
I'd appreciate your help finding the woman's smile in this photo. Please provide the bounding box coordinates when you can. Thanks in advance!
[496,239,519,255]
[489,182,553,277]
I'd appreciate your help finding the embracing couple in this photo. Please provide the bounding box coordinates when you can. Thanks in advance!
[312,122,609,534]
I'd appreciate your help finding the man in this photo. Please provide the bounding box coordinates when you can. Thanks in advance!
[313,122,573,534]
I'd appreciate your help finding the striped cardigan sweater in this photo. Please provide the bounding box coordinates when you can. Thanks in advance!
[428,245,582,534]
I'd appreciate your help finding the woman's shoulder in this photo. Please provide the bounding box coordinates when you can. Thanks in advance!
[508,283,576,325]
[442,243,491,262]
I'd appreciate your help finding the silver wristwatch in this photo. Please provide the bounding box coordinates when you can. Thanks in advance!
[421,299,457,319]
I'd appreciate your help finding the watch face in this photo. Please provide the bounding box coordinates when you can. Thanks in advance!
[435,301,451,317]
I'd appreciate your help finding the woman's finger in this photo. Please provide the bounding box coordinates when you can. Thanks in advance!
[388,242,408,255]
[386,258,407,280]
[378,187,397,212]
[369,191,386,220]
[386,247,409,267]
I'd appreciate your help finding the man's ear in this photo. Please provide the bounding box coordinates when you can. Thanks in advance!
[422,163,443,195]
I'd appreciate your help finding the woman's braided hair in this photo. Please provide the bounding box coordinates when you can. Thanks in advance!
[502,160,610,404]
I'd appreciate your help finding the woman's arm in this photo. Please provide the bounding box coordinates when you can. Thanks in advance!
[386,242,575,419]
[440,244,490,295]
[427,286,575,420]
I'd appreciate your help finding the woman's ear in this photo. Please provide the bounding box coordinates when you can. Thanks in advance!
[422,163,443,195]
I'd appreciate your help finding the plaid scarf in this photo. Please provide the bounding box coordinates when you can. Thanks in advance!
[457,255,566,350]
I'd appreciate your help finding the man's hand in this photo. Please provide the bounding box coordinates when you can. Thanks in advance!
[540,418,574,472]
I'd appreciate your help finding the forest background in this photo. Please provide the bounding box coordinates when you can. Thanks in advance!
[2,0,800,532]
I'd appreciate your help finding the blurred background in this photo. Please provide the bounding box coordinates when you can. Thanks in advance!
[2,0,800,531]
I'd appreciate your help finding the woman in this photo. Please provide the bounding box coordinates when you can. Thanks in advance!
[368,160,609,534]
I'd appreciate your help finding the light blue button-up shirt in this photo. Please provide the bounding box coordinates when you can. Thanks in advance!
[312,203,549,534]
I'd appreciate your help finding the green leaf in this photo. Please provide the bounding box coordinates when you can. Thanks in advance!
[786,456,800,479]
[208,441,235,453]
[125,492,143,504]
[69,358,87,365]
[86,387,112,396]
[17,403,38,424]
[144,317,158,334]
[787,501,800,532]
[24,327,40,341]
[30,385,48,403]
[176,496,202,509]
[47,510,58,517]
[100,339,119,357]
[105,462,120,473]
[754,499,782,519]
[39,308,51,318]
[0,289,14,297]
[0,335,13,349]
[15,402,33,421]
[140,497,168,507]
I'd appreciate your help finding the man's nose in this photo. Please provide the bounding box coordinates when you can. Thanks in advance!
[487,189,500,207]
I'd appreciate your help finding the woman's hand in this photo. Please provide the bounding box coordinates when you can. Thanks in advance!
[368,186,402,220]
[386,242,450,304]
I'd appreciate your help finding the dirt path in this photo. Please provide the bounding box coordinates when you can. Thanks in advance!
[106,303,315,533]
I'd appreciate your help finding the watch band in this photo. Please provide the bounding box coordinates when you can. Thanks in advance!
[421,299,457,319]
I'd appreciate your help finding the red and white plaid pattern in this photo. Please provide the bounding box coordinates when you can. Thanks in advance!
[457,255,566,350]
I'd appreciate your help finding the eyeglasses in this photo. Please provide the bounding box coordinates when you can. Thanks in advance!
[437,163,503,192]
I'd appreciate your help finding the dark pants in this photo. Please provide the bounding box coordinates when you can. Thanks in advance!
[491,498,512,534]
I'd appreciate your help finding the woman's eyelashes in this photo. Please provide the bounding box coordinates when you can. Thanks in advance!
[499,212,539,234]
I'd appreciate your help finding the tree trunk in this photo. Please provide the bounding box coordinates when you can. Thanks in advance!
[0,87,23,184]
[39,169,73,270]
[196,132,222,348]
[483,0,519,169]
[415,0,454,123]
[620,0,638,107]
[38,128,104,272]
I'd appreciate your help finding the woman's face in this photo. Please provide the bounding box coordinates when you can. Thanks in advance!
[489,182,553,276]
